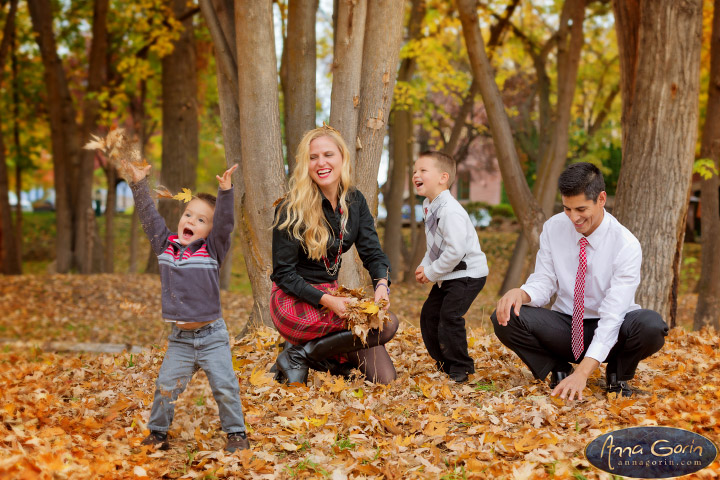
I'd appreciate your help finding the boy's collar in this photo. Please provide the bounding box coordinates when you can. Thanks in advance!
[169,234,206,251]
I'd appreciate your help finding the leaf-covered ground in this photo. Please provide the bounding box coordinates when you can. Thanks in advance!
[1,274,718,479]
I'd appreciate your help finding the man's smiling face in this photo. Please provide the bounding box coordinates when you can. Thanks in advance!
[562,191,606,237]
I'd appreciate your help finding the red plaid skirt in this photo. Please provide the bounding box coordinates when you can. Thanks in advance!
[270,282,348,345]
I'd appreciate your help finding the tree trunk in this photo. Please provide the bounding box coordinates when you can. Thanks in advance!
[147,0,200,274]
[11,25,22,270]
[456,0,545,252]
[338,0,405,289]
[612,0,702,326]
[385,0,425,283]
[104,168,116,273]
[0,0,20,275]
[283,0,318,172]
[28,0,79,273]
[385,108,412,281]
[329,0,367,157]
[500,0,586,294]
[76,0,109,274]
[694,0,720,331]
[234,0,288,327]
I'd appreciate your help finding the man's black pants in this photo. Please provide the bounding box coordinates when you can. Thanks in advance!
[491,306,668,382]
[420,276,486,377]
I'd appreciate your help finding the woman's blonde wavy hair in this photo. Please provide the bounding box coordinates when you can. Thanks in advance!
[275,125,353,260]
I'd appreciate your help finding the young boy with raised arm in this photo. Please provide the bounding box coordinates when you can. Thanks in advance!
[128,161,249,453]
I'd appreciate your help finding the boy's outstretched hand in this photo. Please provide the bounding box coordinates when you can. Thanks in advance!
[127,160,151,184]
[217,164,238,190]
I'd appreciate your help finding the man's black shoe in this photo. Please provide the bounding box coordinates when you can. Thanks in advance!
[449,372,469,383]
[606,373,633,397]
[549,370,570,389]
[141,431,169,450]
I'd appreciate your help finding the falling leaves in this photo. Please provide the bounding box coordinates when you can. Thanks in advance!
[153,185,173,199]
[172,187,193,203]
[83,128,147,182]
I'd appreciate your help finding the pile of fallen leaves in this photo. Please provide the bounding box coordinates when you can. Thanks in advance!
[1,275,719,479]
[332,286,390,344]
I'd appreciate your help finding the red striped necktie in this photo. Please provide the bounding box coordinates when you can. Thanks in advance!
[571,237,589,360]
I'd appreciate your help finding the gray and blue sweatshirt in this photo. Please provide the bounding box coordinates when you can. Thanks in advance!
[130,178,234,323]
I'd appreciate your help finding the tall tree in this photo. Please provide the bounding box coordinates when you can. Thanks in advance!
[384,0,426,283]
[79,0,109,273]
[27,0,79,273]
[500,0,587,294]
[28,0,110,273]
[337,0,406,289]
[0,0,20,275]
[612,0,703,326]
[456,0,546,253]
[200,0,407,329]
[694,0,720,331]
[281,0,318,172]
[234,0,287,327]
[329,0,366,161]
[146,0,200,274]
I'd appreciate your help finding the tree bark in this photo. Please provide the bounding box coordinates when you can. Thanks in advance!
[385,0,426,282]
[104,168,116,273]
[329,0,367,158]
[456,0,545,252]
[0,0,20,275]
[146,0,200,274]
[612,0,702,325]
[27,0,79,273]
[234,0,287,327]
[78,0,109,273]
[338,0,405,289]
[694,0,720,331]
[500,0,586,294]
[283,0,318,172]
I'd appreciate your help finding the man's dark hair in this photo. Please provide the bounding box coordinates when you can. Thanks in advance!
[195,192,217,208]
[558,162,606,201]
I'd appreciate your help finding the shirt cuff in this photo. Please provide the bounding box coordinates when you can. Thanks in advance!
[519,284,543,307]
[302,284,325,308]
[424,265,439,283]
[585,342,610,364]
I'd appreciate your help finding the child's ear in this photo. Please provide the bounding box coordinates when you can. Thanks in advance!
[440,172,450,185]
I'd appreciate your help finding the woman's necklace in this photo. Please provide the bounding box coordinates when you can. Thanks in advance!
[322,207,346,276]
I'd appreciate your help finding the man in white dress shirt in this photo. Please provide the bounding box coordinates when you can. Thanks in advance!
[492,162,667,400]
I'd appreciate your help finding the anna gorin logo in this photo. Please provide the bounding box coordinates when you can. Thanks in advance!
[585,426,717,478]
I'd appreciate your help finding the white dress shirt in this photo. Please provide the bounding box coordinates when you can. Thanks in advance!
[521,210,641,363]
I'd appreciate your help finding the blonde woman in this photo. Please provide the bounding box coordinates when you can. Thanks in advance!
[270,125,399,385]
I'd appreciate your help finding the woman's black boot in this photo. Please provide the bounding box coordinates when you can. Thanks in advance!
[275,344,311,384]
[276,331,366,384]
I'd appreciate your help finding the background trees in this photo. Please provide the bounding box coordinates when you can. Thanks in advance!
[0,0,716,333]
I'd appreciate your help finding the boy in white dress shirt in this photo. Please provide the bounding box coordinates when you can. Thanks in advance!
[492,162,667,399]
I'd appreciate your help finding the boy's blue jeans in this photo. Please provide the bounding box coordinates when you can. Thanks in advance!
[147,319,246,434]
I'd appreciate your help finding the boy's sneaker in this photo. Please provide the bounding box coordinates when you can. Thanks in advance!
[226,431,250,453]
[141,431,169,450]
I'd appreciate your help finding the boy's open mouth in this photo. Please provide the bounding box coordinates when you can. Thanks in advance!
[414,181,424,187]
[182,228,194,239]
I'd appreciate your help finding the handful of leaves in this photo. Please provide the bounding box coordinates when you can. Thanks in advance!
[84,128,193,202]
[332,285,389,344]
[83,128,146,182]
